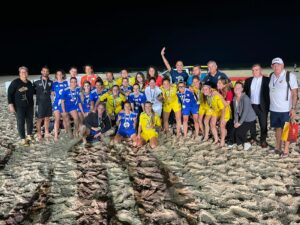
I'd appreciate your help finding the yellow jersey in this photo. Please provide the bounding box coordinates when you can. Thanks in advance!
[98,92,126,115]
[103,80,117,90]
[116,77,136,87]
[160,84,179,105]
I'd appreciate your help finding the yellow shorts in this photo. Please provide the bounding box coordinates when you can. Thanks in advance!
[213,107,231,122]
[141,130,158,142]
[199,104,209,116]
[163,102,181,113]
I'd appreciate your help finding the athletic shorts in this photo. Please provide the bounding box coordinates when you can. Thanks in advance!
[53,103,63,113]
[270,111,290,128]
[36,102,52,118]
[182,104,199,116]
[163,102,181,113]
[141,129,158,142]
[65,105,78,113]
[117,129,136,138]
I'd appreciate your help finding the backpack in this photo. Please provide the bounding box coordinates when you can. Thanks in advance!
[270,71,298,101]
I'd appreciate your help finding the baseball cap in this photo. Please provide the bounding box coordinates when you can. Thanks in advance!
[271,57,284,65]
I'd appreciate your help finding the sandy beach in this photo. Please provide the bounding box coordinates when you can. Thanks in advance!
[0,70,299,224]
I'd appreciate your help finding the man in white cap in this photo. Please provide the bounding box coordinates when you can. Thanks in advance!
[269,57,298,158]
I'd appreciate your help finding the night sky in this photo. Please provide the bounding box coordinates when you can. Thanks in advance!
[1,1,300,75]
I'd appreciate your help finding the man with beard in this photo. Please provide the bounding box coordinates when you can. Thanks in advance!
[34,66,53,140]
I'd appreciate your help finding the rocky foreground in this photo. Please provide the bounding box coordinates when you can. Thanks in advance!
[0,84,300,225]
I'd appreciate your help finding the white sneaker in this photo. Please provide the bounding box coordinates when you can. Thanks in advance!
[227,144,234,149]
[244,142,252,151]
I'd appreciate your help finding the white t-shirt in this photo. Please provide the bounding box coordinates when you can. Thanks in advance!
[250,76,262,104]
[269,70,298,112]
[145,86,162,105]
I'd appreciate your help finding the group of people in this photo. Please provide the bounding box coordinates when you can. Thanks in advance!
[7,48,298,157]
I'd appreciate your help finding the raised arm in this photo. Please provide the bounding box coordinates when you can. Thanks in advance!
[161,47,172,72]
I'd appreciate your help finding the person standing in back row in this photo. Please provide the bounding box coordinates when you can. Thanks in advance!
[202,61,229,89]
[244,64,270,148]
[7,66,35,146]
[161,47,189,84]
[268,57,298,158]
[34,66,53,141]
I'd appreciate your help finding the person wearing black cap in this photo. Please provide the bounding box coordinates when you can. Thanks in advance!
[33,66,53,141]
[7,66,35,146]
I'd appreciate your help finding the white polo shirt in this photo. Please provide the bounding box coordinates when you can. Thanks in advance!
[250,76,262,104]
[269,70,298,112]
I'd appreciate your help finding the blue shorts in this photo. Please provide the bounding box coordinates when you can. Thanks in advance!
[65,105,78,113]
[182,104,199,116]
[270,111,290,128]
[53,103,63,113]
[117,129,136,138]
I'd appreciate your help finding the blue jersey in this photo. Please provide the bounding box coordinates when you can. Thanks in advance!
[81,92,92,113]
[90,89,108,103]
[170,69,189,84]
[120,85,133,93]
[128,92,147,113]
[177,88,199,115]
[118,111,137,130]
[52,80,68,112]
[202,71,229,88]
[62,87,82,112]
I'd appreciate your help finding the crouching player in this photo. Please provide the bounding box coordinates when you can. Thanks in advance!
[137,101,161,148]
[80,102,113,144]
[114,102,138,146]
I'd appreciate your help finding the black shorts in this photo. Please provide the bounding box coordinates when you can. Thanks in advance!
[36,102,52,119]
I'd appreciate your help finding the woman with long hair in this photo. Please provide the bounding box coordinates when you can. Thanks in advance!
[128,84,147,114]
[201,83,225,144]
[137,101,161,148]
[160,78,182,137]
[135,72,146,92]
[177,81,199,138]
[51,70,69,141]
[98,85,126,121]
[145,66,163,87]
[61,77,83,138]
[114,102,137,146]
[216,78,234,147]
[78,80,92,122]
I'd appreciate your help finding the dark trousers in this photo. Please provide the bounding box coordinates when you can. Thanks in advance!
[16,106,34,139]
[250,104,268,143]
[230,121,255,145]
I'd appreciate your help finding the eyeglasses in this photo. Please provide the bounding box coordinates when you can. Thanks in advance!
[178,86,185,88]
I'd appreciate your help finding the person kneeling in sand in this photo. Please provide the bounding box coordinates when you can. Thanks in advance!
[137,101,162,148]
[114,102,138,146]
[80,102,113,144]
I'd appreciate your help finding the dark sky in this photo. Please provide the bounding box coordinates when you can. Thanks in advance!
[1,1,300,75]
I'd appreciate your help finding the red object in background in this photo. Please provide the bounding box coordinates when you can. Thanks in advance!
[288,122,299,143]
[230,76,249,81]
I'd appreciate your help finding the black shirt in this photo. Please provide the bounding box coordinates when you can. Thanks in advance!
[83,111,112,133]
[7,78,34,108]
[33,78,53,105]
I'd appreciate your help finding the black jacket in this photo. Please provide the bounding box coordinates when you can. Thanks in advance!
[83,111,112,133]
[244,76,270,112]
[7,78,34,108]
